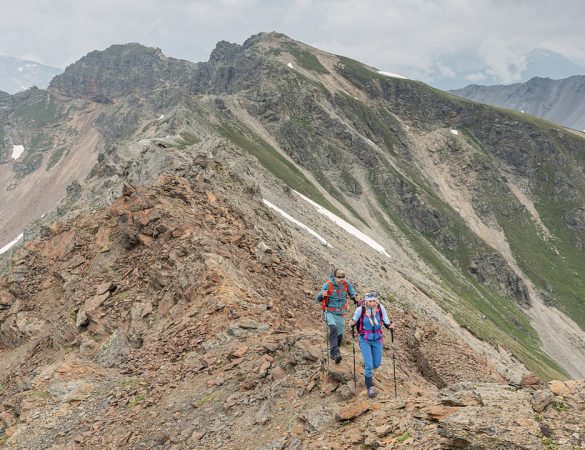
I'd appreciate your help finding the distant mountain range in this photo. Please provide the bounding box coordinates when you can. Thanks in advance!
[431,48,585,91]
[450,75,585,130]
[0,55,62,94]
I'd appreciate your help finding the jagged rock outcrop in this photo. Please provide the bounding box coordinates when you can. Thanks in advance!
[433,381,585,449]
[50,43,196,101]
[469,253,531,305]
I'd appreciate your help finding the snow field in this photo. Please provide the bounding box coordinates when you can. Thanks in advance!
[263,199,331,247]
[0,233,23,255]
[294,190,391,258]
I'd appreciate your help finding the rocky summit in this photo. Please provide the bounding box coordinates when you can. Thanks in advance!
[1,32,585,449]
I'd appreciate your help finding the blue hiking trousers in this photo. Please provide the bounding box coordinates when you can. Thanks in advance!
[359,336,383,378]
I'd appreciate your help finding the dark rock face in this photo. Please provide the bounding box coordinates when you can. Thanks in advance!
[190,40,273,95]
[94,102,142,143]
[565,207,585,230]
[379,176,447,236]
[469,254,531,306]
[553,172,578,201]
[50,43,196,101]
[49,40,282,103]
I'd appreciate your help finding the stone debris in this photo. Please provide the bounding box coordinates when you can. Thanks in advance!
[337,400,371,421]
[0,174,583,450]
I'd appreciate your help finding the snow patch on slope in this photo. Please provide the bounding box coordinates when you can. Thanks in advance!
[0,233,23,255]
[12,145,24,159]
[263,199,331,247]
[294,190,391,257]
[378,70,407,79]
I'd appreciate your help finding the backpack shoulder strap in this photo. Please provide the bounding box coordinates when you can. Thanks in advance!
[358,305,366,333]
[326,280,334,297]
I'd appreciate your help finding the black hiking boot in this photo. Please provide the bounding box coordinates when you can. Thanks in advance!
[331,348,342,364]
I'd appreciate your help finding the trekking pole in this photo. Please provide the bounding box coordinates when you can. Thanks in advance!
[324,311,329,371]
[390,328,397,398]
[352,326,357,393]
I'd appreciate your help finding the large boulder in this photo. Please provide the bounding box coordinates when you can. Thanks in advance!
[437,383,542,449]
[95,331,131,368]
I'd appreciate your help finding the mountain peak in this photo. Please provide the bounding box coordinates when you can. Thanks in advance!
[209,40,242,63]
[0,55,62,94]
[243,31,292,47]
[49,43,195,101]
[523,47,585,81]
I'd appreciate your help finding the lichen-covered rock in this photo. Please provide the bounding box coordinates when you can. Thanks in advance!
[96,332,130,368]
[437,383,543,449]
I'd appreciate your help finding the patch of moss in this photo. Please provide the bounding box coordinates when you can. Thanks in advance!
[177,131,201,146]
[217,122,348,220]
[553,401,568,412]
[195,392,216,407]
[46,146,67,170]
[126,394,145,409]
[397,431,411,442]
[336,55,382,84]
[169,131,202,149]
[29,390,50,399]
[283,43,329,74]
[15,93,61,126]
[541,436,559,450]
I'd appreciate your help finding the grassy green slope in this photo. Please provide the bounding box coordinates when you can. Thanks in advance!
[330,55,581,378]
[207,43,581,378]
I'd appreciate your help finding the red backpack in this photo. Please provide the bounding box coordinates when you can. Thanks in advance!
[321,279,349,315]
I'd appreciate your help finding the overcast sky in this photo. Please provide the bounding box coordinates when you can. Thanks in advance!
[2,0,585,87]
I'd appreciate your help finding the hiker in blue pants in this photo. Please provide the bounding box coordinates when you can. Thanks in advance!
[316,269,357,363]
[350,292,394,398]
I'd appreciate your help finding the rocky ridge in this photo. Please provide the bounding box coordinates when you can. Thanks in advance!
[1,30,585,415]
[1,155,584,449]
